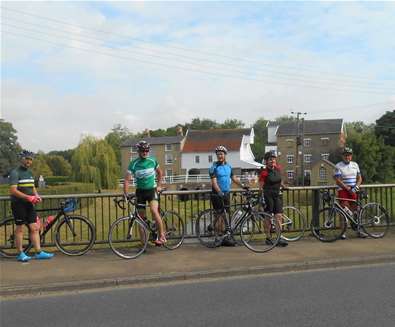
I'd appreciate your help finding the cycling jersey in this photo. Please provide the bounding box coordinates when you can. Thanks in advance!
[334,161,360,189]
[9,166,35,201]
[259,165,282,194]
[209,161,233,192]
[128,157,159,190]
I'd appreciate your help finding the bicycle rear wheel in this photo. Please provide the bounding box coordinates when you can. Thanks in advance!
[195,209,226,248]
[360,203,389,238]
[0,217,30,258]
[162,210,185,250]
[281,206,306,242]
[240,212,280,253]
[55,215,96,256]
[311,207,346,242]
[108,216,148,259]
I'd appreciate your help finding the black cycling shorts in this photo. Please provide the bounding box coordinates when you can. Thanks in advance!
[11,200,37,225]
[264,192,283,214]
[135,188,158,209]
[211,192,230,214]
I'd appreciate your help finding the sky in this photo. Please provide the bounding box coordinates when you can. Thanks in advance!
[1,1,395,152]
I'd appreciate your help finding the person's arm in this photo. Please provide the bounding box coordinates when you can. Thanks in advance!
[9,185,30,201]
[156,166,163,193]
[123,171,131,196]
[334,176,351,192]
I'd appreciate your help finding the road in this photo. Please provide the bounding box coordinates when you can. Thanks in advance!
[1,263,394,327]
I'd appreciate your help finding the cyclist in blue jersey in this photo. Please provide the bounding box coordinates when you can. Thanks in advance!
[209,145,246,246]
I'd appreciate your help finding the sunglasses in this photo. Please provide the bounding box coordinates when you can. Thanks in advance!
[139,150,149,153]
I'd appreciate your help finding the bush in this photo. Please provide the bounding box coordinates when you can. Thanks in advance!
[38,183,96,195]
[43,176,70,185]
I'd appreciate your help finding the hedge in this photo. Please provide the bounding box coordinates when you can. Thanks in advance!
[0,182,96,196]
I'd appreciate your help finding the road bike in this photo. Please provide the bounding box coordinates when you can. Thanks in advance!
[311,190,390,242]
[108,193,185,259]
[0,198,96,257]
[196,189,281,253]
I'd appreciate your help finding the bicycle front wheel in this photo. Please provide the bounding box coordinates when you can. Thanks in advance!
[311,207,346,242]
[360,203,389,238]
[108,216,148,259]
[281,206,306,242]
[0,217,30,258]
[55,215,96,256]
[162,210,185,250]
[195,209,226,248]
[241,212,281,253]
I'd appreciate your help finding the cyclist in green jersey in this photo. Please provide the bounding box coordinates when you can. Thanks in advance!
[123,141,167,245]
[9,150,54,262]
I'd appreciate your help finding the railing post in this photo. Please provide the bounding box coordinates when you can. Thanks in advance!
[312,189,320,227]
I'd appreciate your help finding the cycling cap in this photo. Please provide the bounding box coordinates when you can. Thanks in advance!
[215,145,228,154]
[136,141,150,152]
[343,147,353,155]
[19,150,35,159]
[264,151,277,161]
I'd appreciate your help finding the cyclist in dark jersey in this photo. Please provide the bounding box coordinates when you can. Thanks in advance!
[9,150,54,261]
[123,141,166,245]
[258,151,288,247]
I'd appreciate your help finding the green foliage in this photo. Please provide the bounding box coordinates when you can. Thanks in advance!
[45,155,72,176]
[375,110,395,146]
[71,136,119,189]
[105,124,132,166]
[47,149,74,162]
[37,182,96,195]
[251,117,268,162]
[31,154,53,177]
[345,122,395,183]
[220,119,245,129]
[44,176,70,185]
[0,119,22,176]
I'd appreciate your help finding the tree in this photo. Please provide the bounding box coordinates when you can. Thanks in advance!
[251,117,268,162]
[220,119,245,129]
[31,154,53,178]
[71,136,119,189]
[186,118,219,130]
[375,110,395,146]
[105,124,132,167]
[0,119,22,176]
[46,155,72,176]
[48,149,74,163]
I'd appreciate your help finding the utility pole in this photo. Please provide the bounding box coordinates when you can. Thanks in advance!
[291,111,307,185]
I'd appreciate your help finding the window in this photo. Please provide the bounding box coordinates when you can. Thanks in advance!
[165,144,172,151]
[208,155,213,163]
[319,167,327,180]
[165,153,173,164]
[304,138,312,147]
[304,170,311,177]
[304,154,312,163]
[287,154,294,164]
[166,169,173,177]
[321,137,329,146]
[321,153,330,160]
[195,155,200,164]
[287,171,294,180]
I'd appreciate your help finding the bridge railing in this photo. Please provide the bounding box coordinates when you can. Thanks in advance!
[0,184,394,248]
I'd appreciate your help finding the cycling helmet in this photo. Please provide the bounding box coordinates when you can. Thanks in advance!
[343,147,353,155]
[136,140,150,152]
[215,145,228,154]
[19,150,35,159]
[264,150,277,161]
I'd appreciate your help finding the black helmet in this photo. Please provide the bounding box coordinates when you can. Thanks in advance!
[264,150,277,161]
[136,140,150,152]
[343,147,353,155]
[19,150,35,159]
[215,145,228,154]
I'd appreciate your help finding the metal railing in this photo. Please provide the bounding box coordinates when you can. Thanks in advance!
[1,184,394,248]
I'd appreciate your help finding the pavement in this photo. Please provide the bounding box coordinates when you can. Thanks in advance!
[1,230,395,298]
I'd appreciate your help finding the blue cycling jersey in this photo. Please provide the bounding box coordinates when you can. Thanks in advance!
[209,161,233,192]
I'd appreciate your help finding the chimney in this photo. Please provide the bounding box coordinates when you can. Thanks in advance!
[143,128,151,137]
[176,125,183,136]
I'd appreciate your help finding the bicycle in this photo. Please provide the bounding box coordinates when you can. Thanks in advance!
[108,193,185,259]
[195,189,281,253]
[0,198,96,257]
[311,189,390,242]
[258,192,307,242]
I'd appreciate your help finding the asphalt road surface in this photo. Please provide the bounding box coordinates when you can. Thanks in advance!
[1,263,394,327]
